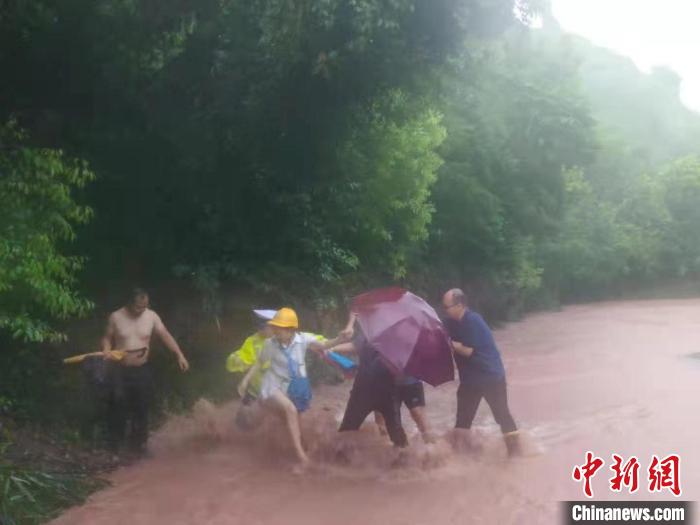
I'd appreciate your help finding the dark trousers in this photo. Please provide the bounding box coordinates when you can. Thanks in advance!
[106,363,153,452]
[339,376,408,448]
[81,356,112,443]
[456,379,517,434]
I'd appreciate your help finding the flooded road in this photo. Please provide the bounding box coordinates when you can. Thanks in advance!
[52,299,700,524]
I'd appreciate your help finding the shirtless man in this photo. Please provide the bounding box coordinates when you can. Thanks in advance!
[101,288,189,456]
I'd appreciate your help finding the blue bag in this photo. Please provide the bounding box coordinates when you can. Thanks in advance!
[282,347,312,412]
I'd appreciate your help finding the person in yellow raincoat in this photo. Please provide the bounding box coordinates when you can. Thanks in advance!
[226,309,277,404]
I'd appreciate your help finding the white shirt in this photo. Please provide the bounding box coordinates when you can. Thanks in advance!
[258,332,318,399]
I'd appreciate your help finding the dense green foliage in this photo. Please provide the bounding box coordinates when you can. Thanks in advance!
[0,0,699,386]
[1,0,699,397]
[0,121,95,343]
[3,0,698,325]
[3,1,700,520]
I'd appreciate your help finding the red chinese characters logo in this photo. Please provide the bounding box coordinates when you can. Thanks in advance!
[573,453,681,498]
[572,451,604,498]
[648,454,681,497]
[610,454,640,493]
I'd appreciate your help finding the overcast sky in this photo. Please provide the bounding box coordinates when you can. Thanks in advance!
[550,0,700,112]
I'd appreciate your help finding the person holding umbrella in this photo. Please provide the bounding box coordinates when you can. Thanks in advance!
[335,288,454,449]
[333,318,409,449]
[339,313,433,443]
[441,288,521,457]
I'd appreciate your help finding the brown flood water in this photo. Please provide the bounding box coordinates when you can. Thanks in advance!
[53,299,700,524]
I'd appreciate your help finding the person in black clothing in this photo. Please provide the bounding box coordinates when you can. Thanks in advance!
[332,317,408,448]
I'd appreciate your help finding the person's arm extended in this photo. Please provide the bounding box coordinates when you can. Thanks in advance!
[238,361,261,398]
[308,334,350,356]
[155,319,190,372]
[339,312,357,339]
[328,342,357,354]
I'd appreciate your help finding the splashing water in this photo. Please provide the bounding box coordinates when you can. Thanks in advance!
[52,299,700,525]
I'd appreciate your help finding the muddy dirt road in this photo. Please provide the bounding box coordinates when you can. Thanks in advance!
[53,299,700,524]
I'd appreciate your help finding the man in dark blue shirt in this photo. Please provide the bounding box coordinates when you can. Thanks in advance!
[442,288,521,457]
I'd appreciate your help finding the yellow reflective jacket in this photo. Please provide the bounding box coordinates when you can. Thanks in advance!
[226,333,267,396]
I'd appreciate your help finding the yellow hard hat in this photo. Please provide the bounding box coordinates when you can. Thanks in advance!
[268,307,299,329]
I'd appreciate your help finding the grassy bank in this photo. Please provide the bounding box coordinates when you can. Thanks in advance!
[0,420,111,525]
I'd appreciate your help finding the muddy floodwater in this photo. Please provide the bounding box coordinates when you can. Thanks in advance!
[52,299,700,524]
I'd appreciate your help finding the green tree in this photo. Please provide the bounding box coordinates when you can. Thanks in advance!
[317,91,446,280]
[428,26,595,311]
[0,121,94,342]
[660,156,700,276]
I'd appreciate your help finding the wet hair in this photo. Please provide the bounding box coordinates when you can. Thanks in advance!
[128,287,149,305]
[451,289,467,306]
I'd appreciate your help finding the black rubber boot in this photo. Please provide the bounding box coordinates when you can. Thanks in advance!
[504,431,522,458]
